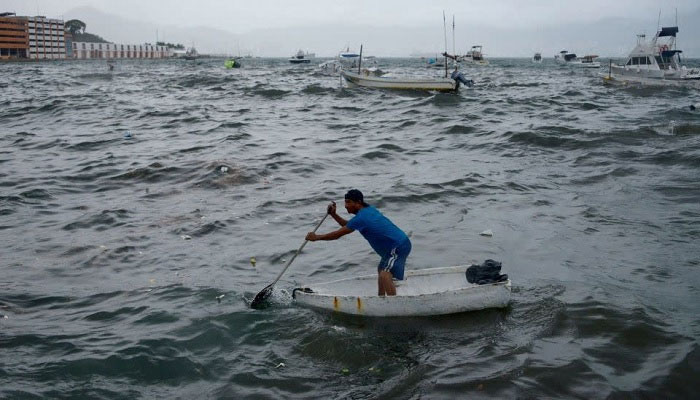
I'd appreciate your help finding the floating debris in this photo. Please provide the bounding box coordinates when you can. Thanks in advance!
[341,368,350,375]
[124,131,132,139]
[480,229,493,237]
[181,235,192,240]
[216,294,225,303]
[250,257,256,267]
[276,362,285,369]
[220,166,229,173]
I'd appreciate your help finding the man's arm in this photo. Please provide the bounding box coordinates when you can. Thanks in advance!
[306,226,353,241]
[327,201,347,226]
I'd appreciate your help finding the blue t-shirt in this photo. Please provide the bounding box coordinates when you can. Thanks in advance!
[346,206,408,257]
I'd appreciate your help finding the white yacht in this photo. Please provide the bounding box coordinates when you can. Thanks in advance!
[289,50,314,64]
[606,26,700,84]
[555,51,600,68]
[554,50,576,63]
[463,45,488,66]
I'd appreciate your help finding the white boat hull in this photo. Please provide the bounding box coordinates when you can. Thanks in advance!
[574,62,601,68]
[341,71,456,92]
[463,59,489,66]
[293,266,511,317]
[609,65,700,82]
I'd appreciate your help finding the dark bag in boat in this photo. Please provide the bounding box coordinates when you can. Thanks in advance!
[466,259,508,285]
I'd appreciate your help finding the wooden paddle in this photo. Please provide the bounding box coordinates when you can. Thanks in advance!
[250,212,329,309]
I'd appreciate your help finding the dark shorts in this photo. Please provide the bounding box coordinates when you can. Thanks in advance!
[377,239,411,280]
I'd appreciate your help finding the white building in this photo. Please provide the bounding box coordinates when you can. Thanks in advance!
[72,42,172,59]
[27,16,66,60]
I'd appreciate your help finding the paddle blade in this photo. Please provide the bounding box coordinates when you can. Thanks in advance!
[250,284,274,309]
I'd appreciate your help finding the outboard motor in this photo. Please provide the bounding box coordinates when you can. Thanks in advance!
[451,69,474,88]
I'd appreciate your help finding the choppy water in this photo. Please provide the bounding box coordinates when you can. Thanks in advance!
[1,57,700,399]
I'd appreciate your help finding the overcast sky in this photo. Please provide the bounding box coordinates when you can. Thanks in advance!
[4,0,696,32]
[3,0,698,56]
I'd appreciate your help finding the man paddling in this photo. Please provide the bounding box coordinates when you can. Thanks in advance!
[305,189,411,296]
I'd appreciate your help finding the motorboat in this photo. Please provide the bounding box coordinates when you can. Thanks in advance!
[463,45,489,66]
[338,47,360,59]
[224,57,241,69]
[427,57,446,68]
[555,51,600,68]
[577,55,601,68]
[183,46,199,60]
[293,265,512,317]
[341,70,459,91]
[289,50,314,64]
[533,52,542,63]
[605,26,700,84]
[342,66,475,92]
[555,50,577,63]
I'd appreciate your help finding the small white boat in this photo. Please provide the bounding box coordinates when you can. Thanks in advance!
[463,45,489,66]
[341,70,458,92]
[339,46,360,59]
[555,50,600,68]
[289,49,314,64]
[554,50,576,63]
[293,265,511,317]
[576,55,600,68]
[183,46,199,60]
[606,25,700,84]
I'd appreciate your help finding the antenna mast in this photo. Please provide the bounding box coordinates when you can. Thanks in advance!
[443,10,448,77]
[452,15,456,67]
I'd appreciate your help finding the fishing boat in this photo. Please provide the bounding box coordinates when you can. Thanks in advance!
[342,43,472,92]
[342,70,466,92]
[463,45,489,66]
[183,46,199,61]
[426,57,446,68]
[555,51,600,68]
[577,55,601,68]
[289,50,314,64]
[605,26,700,84]
[533,52,542,63]
[554,50,577,63]
[224,57,241,69]
[338,47,360,59]
[293,265,512,317]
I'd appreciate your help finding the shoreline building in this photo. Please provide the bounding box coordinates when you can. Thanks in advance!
[72,42,172,59]
[2,11,172,61]
[27,16,66,60]
[0,12,28,59]
[0,13,66,60]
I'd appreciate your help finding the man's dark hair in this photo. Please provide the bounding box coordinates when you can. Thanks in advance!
[345,189,369,207]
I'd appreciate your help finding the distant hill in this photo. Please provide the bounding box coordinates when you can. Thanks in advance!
[71,32,110,43]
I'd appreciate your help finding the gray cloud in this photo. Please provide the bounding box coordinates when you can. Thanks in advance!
[3,0,698,56]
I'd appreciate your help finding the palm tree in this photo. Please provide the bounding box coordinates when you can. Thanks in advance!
[64,19,86,35]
